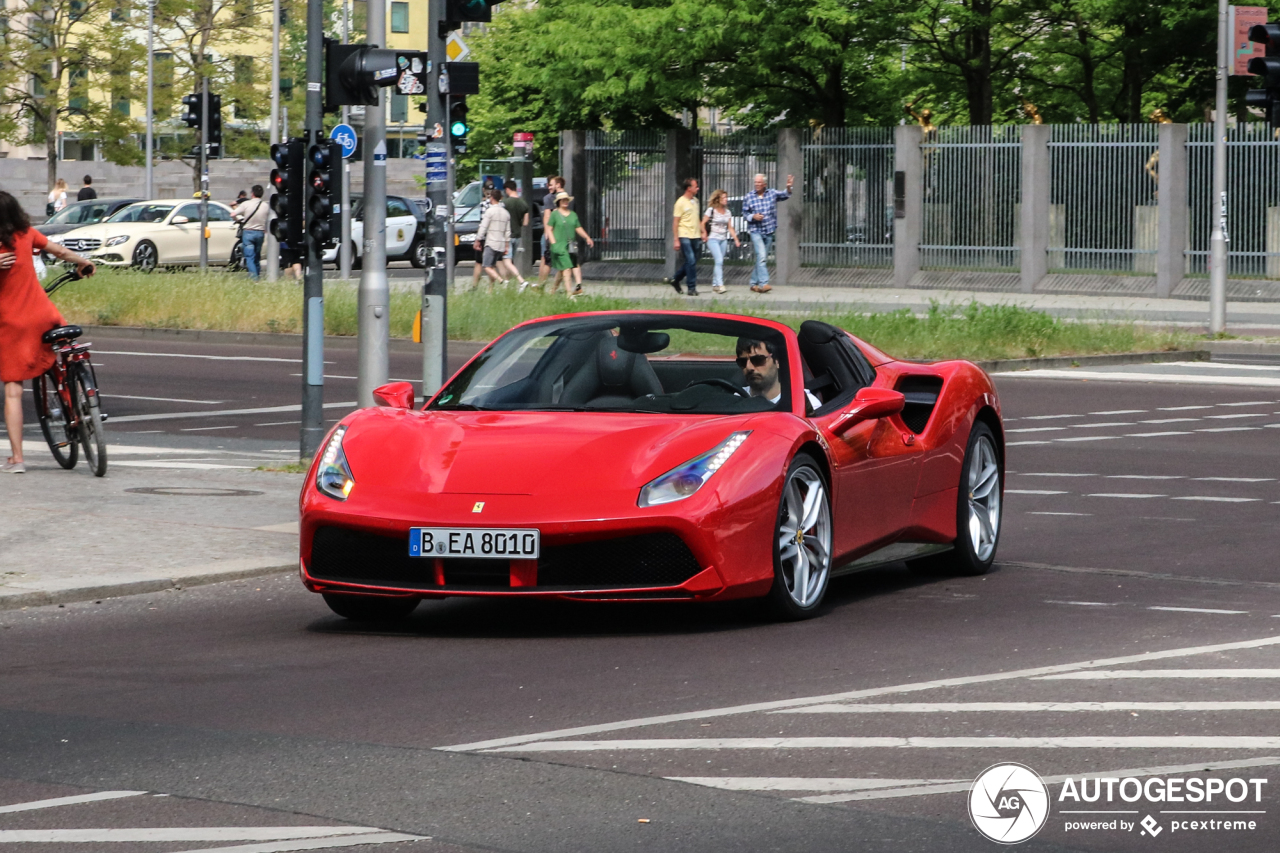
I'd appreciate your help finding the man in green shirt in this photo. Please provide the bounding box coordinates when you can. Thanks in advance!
[669,177,700,296]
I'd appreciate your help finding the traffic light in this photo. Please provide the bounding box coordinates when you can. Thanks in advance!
[443,0,498,31]
[324,41,427,108]
[269,139,306,246]
[307,140,343,247]
[181,93,202,129]
[448,98,470,154]
[208,93,223,159]
[1248,23,1280,128]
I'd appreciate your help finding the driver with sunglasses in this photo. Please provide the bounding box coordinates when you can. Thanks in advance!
[736,338,822,410]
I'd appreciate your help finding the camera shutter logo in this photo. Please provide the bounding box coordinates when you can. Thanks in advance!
[969,763,1050,844]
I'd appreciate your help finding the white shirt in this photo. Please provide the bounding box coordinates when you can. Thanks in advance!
[746,387,823,410]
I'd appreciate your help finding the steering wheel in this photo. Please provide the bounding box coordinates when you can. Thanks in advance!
[686,378,749,397]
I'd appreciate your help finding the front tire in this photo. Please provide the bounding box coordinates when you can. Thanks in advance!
[132,240,158,272]
[410,238,428,268]
[909,421,1002,576]
[32,372,78,469]
[322,593,419,622]
[71,363,107,477]
[766,454,833,620]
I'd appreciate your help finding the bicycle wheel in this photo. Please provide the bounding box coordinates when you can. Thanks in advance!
[32,372,78,469]
[71,363,107,476]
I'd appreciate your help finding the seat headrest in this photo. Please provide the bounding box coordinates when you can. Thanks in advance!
[597,335,637,388]
[799,320,841,345]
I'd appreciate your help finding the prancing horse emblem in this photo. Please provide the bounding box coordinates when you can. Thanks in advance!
[472,501,485,513]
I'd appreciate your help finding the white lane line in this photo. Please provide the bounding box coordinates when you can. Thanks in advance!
[1057,436,1121,442]
[111,461,256,470]
[1171,496,1261,503]
[1107,475,1183,479]
[1038,669,1280,680]
[1006,440,1053,446]
[1197,426,1262,432]
[489,736,1280,753]
[104,394,226,405]
[0,828,380,842]
[1219,399,1280,403]
[1005,489,1068,495]
[1086,493,1166,499]
[1148,606,1248,614]
[1007,427,1066,433]
[180,425,239,432]
[1000,370,1280,388]
[437,633,1280,752]
[1160,405,1213,410]
[95,350,329,364]
[1072,422,1134,428]
[1194,477,1275,482]
[773,701,1280,714]
[799,757,1280,804]
[667,777,964,793]
[1027,512,1091,516]
[1044,600,1114,605]
[1140,418,1199,423]
[255,420,301,426]
[1124,431,1193,437]
[1090,409,1147,415]
[1206,413,1268,419]
[162,832,424,853]
[108,401,358,424]
[0,791,147,813]
[289,373,418,383]
[1022,414,1080,420]
[1018,472,1096,477]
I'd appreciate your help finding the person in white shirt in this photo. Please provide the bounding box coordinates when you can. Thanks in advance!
[47,179,68,216]
[736,338,822,410]
[473,188,512,290]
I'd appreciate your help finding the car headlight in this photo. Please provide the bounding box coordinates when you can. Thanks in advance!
[103,235,130,247]
[316,425,355,500]
[638,431,751,507]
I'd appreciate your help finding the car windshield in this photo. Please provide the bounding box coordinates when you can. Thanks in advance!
[429,314,793,415]
[46,204,91,225]
[108,203,174,223]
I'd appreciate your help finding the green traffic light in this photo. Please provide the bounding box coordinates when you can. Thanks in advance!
[450,120,469,137]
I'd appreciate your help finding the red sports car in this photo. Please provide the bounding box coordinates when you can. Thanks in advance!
[299,311,1003,621]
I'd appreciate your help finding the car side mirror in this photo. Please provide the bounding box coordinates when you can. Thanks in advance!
[171,216,190,224]
[831,387,906,435]
[373,381,416,409]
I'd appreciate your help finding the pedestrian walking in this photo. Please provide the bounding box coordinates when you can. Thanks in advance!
[77,175,97,202]
[701,188,741,294]
[547,191,594,298]
[46,179,68,216]
[233,185,269,279]
[500,183,532,290]
[230,190,248,209]
[470,180,498,291]
[742,172,794,293]
[668,178,700,296]
[537,176,565,288]
[474,189,513,291]
[0,191,95,474]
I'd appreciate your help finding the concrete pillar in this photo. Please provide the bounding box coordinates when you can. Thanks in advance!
[892,125,922,289]
[1019,124,1050,293]
[775,128,803,287]
[1156,123,1188,297]
[665,127,694,280]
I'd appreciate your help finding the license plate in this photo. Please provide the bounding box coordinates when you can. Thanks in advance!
[409,527,540,559]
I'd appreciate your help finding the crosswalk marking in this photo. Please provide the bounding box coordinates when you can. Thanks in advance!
[770,701,1280,714]
[489,736,1280,752]
[0,827,382,842]
[1037,669,1280,680]
[0,791,146,814]
[1148,606,1248,614]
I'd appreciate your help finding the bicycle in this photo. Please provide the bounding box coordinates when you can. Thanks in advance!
[32,267,107,476]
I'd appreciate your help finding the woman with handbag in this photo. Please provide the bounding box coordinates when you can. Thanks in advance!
[46,179,69,217]
[701,189,741,294]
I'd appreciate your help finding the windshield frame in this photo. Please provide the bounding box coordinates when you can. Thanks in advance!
[428,312,797,416]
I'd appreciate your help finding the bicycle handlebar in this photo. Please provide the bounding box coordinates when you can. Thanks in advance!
[42,266,86,296]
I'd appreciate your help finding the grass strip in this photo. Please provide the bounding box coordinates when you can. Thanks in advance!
[49,268,1195,362]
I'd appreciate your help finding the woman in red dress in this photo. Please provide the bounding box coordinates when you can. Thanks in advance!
[0,191,95,473]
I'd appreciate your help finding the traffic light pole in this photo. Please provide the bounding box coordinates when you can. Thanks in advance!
[422,0,449,401]
[199,76,209,270]
[356,0,390,408]
[301,0,325,460]
[1209,0,1229,335]
[339,0,352,281]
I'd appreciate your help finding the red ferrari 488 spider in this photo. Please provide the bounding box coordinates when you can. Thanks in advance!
[299,310,1003,621]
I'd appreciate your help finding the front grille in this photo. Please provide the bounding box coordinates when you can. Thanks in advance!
[309,527,702,591]
[538,533,702,588]
[62,238,102,252]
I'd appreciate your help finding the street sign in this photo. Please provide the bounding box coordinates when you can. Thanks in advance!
[446,31,470,62]
[513,132,534,158]
[1232,6,1269,75]
[330,123,357,159]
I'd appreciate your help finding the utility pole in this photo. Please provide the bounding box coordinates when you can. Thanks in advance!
[339,0,352,281]
[1210,0,1229,334]
[199,75,209,270]
[266,0,281,281]
[301,0,325,459]
[422,0,449,401]
[356,0,390,407]
[145,0,155,199]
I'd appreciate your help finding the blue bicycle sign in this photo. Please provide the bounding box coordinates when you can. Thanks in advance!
[330,124,357,159]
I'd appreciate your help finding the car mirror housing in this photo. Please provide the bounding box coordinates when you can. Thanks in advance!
[831,387,906,435]
[373,381,416,409]
[171,216,190,224]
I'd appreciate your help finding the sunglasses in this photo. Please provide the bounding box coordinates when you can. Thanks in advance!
[736,354,772,368]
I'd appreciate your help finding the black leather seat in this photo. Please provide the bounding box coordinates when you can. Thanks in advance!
[561,334,664,407]
[42,325,83,344]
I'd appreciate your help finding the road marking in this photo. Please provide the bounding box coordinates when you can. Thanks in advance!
[1171,496,1261,503]
[1007,440,1052,446]
[1018,472,1096,477]
[1027,511,1091,516]
[666,777,964,792]
[438,633,1280,752]
[1038,669,1280,680]
[1206,413,1268,419]
[1124,431,1193,437]
[255,420,301,426]
[1219,398,1280,403]
[1022,414,1080,420]
[1196,426,1262,432]
[1086,493,1166,498]
[1057,436,1121,442]
[1193,477,1275,482]
[1005,489,1067,495]
[1140,418,1199,423]
[773,701,1280,714]
[0,791,146,814]
[1044,600,1113,606]
[1090,409,1147,415]
[0,827,380,842]
[1148,606,1248,614]
[1007,427,1066,433]
[95,350,329,365]
[111,461,256,470]
[1107,474,1183,479]
[108,402,358,424]
[1072,422,1134,428]
[166,833,424,853]
[1160,405,1212,410]
[489,736,1280,753]
[1001,370,1280,388]
[103,394,226,405]
[180,425,239,431]
[798,758,1280,804]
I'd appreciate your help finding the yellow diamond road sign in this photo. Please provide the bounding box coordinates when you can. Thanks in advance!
[446,32,469,62]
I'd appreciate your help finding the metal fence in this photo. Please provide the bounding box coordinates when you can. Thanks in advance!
[920,125,1021,271]
[697,131,778,263]
[801,127,894,268]
[589,129,668,262]
[1187,123,1280,278]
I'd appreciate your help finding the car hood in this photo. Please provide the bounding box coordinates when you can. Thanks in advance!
[53,223,131,242]
[341,408,765,497]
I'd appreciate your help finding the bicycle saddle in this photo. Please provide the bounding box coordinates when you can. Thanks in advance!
[42,325,83,344]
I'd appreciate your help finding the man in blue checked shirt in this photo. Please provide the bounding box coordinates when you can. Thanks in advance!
[742,172,794,293]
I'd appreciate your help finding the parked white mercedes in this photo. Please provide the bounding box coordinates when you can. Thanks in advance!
[50,200,240,271]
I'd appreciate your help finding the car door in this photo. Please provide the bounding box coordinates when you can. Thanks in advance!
[166,203,204,262]
[205,204,238,262]
[385,197,416,258]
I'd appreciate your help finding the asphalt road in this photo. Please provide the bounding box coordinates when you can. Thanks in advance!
[3,332,1280,852]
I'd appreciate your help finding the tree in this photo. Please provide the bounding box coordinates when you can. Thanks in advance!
[0,0,145,190]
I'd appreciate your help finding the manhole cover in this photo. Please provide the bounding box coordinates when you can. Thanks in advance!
[125,487,264,497]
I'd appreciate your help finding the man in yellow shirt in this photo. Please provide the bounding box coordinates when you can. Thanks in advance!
[669,177,701,296]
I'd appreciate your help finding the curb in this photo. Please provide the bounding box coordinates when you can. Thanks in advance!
[79,324,423,352]
[0,563,295,612]
[976,350,1210,373]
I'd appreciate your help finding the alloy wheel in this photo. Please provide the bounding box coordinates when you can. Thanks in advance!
[966,435,1001,562]
[776,464,832,608]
